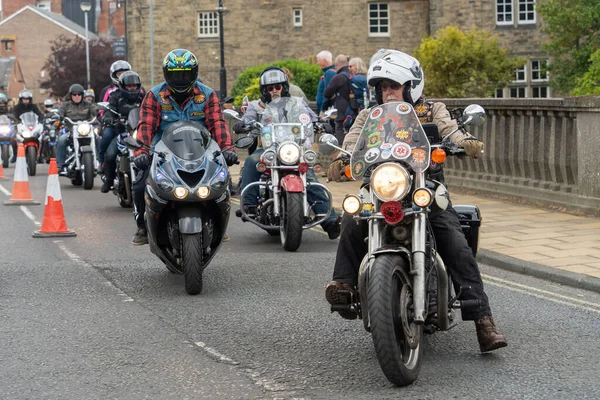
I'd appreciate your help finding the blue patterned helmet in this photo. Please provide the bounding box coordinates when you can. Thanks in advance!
[162,49,198,94]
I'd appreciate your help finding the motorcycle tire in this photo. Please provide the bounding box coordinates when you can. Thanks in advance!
[181,233,204,295]
[48,146,56,161]
[367,254,423,387]
[1,144,8,168]
[71,171,83,186]
[82,152,94,190]
[118,193,133,208]
[280,190,304,252]
[26,146,37,176]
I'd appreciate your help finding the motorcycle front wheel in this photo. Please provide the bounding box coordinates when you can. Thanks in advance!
[1,144,9,168]
[26,146,37,176]
[280,190,304,251]
[82,152,94,190]
[368,254,423,386]
[181,233,204,295]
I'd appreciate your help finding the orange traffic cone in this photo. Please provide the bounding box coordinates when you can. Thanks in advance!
[33,158,76,237]
[3,143,40,205]
[0,160,6,180]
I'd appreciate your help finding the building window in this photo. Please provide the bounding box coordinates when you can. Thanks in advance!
[198,12,219,38]
[369,3,389,37]
[496,0,513,25]
[518,0,536,24]
[514,65,527,82]
[494,88,504,98]
[510,87,527,98]
[37,1,51,12]
[532,86,549,98]
[531,60,548,81]
[3,40,14,53]
[293,8,302,27]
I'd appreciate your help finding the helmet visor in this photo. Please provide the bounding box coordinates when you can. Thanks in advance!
[166,68,196,92]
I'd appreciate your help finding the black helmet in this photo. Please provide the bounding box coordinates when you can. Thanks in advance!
[118,71,142,97]
[259,67,290,103]
[110,60,132,85]
[162,49,198,94]
[69,84,85,95]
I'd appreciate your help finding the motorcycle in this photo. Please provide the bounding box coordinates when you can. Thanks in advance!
[40,111,60,163]
[62,116,99,190]
[225,97,334,252]
[0,115,15,168]
[320,102,486,386]
[16,111,43,176]
[123,121,250,295]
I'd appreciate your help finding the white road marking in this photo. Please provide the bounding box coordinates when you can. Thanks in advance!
[54,240,134,302]
[20,205,41,225]
[0,183,11,196]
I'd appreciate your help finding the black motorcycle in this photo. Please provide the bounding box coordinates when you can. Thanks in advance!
[124,121,249,295]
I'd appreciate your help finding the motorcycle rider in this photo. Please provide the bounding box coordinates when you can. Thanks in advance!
[132,48,237,245]
[55,84,98,175]
[236,66,341,239]
[10,90,43,163]
[99,60,132,107]
[325,50,507,353]
[84,90,95,103]
[99,70,145,193]
[39,98,58,163]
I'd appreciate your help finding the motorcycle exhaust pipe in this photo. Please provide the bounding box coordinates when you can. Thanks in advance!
[124,173,132,204]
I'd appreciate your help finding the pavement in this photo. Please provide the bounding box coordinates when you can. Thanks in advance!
[229,162,600,293]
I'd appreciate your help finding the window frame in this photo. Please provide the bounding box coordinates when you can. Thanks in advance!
[292,8,303,27]
[36,1,52,12]
[197,11,219,38]
[496,0,514,26]
[518,0,536,25]
[530,59,548,82]
[509,87,527,98]
[368,3,390,38]
[513,64,527,83]
[531,86,549,98]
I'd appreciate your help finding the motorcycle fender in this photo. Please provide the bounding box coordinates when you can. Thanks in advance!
[372,246,412,269]
[177,206,204,234]
[80,145,93,153]
[279,174,304,193]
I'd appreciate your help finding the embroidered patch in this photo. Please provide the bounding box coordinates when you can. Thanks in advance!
[396,103,411,114]
[392,142,411,160]
[395,129,410,140]
[370,107,383,119]
[381,149,392,159]
[367,132,381,148]
[352,160,365,177]
[161,104,174,111]
[365,148,380,163]
[190,111,204,117]
[411,149,427,166]
[193,94,206,103]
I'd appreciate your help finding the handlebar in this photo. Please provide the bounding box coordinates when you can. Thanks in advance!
[63,116,97,125]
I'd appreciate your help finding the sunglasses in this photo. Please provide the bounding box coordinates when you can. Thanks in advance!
[266,84,282,92]
[71,93,83,97]
[380,81,403,91]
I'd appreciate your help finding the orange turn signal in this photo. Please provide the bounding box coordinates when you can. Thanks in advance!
[431,148,447,164]
[344,165,352,179]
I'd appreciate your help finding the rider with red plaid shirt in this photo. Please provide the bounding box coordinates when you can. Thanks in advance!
[131,49,237,245]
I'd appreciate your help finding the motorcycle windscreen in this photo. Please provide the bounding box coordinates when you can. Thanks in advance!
[350,102,431,179]
[260,97,313,148]
[20,111,39,126]
[126,107,140,132]
[0,115,10,125]
[161,121,211,161]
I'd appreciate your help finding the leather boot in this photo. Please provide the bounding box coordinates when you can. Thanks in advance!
[475,316,508,353]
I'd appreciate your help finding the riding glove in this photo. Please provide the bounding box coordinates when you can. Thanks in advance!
[133,153,150,170]
[222,150,238,166]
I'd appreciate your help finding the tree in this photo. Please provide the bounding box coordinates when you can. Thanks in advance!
[537,0,600,95]
[572,50,600,96]
[40,35,122,99]
[413,26,524,98]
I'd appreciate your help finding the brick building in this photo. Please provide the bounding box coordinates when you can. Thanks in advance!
[126,0,550,98]
[0,6,99,103]
[0,55,26,99]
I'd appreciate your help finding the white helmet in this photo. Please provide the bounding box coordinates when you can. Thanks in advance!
[367,50,424,105]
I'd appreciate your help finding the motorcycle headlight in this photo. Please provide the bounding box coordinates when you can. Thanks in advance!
[303,150,317,166]
[174,187,189,199]
[261,149,276,166]
[20,129,32,138]
[342,195,362,215]
[77,123,91,136]
[371,163,411,202]
[156,171,174,192]
[278,142,300,165]
[0,126,10,134]
[196,186,210,198]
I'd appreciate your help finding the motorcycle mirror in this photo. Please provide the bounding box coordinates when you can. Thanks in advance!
[319,133,338,146]
[240,96,249,114]
[323,108,338,120]
[96,102,110,110]
[223,109,242,120]
[234,135,255,149]
[463,104,485,127]
[123,135,143,150]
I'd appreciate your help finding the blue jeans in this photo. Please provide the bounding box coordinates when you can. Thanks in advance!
[56,134,69,168]
[98,126,118,163]
[240,148,337,229]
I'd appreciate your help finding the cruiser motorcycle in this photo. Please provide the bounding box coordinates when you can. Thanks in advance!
[320,102,485,386]
[225,97,333,252]
[62,116,99,190]
[16,111,43,175]
[124,121,248,295]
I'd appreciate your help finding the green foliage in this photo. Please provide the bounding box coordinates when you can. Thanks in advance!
[537,0,600,95]
[234,77,261,105]
[231,59,322,104]
[413,25,524,98]
[572,50,600,96]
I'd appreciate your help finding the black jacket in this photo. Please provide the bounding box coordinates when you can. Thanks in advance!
[323,66,352,121]
[12,102,43,121]
[103,89,145,125]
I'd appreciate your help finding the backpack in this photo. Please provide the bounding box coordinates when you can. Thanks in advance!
[341,72,370,130]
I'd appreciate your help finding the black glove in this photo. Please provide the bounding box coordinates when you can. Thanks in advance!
[233,121,247,133]
[222,150,238,166]
[134,153,150,170]
[102,116,114,127]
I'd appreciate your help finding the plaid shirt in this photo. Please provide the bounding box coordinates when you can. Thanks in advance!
[136,85,232,155]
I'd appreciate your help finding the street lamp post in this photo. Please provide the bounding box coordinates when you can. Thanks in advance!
[80,1,92,90]
[217,0,226,99]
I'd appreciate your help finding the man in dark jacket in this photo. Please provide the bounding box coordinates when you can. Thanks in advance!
[55,84,97,174]
[10,90,43,163]
[316,50,336,114]
[323,54,352,143]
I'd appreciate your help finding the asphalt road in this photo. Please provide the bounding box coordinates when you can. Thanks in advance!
[1,164,599,399]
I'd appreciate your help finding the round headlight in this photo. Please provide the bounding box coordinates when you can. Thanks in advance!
[77,123,91,136]
[0,126,10,134]
[261,149,276,166]
[342,195,362,215]
[413,188,433,207]
[303,150,317,166]
[371,163,411,202]
[174,187,189,199]
[197,186,210,198]
[278,142,300,165]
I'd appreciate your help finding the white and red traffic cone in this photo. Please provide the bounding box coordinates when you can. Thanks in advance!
[4,143,40,205]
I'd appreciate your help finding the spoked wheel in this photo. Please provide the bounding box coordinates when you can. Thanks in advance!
[368,254,423,386]
[181,232,204,295]
[280,190,304,251]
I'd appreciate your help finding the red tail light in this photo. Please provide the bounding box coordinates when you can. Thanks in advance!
[298,162,309,174]
[28,125,34,131]
[380,201,404,224]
